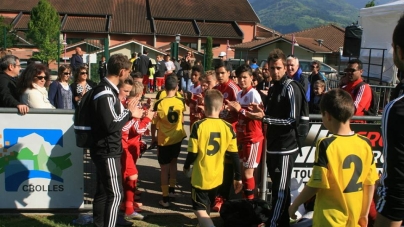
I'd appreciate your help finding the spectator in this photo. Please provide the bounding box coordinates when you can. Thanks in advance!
[0,55,29,114]
[98,56,107,81]
[250,58,259,70]
[183,89,242,227]
[286,55,310,101]
[248,48,306,227]
[48,65,74,109]
[137,50,152,94]
[18,63,54,109]
[89,53,142,227]
[70,47,84,73]
[256,62,272,106]
[252,68,263,88]
[70,65,97,109]
[342,59,372,117]
[308,60,328,100]
[129,52,137,71]
[164,54,176,75]
[155,55,167,92]
[180,51,195,92]
[289,89,378,227]
[309,80,326,114]
[374,13,404,227]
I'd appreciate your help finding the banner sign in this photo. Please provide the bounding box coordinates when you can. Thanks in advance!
[293,123,383,183]
[0,113,84,209]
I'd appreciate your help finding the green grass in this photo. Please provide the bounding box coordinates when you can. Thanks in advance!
[0,214,224,227]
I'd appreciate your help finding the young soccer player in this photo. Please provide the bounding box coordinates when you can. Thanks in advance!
[227,64,264,200]
[186,65,203,128]
[289,88,378,227]
[121,81,154,220]
[118,77,134,107]
[151,75,187,207]
[183,89,242,227]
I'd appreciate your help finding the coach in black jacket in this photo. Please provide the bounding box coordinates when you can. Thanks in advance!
[249,49,305,227]
[89,54,143,227]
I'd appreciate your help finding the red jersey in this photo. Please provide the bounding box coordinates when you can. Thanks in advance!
[121,117,151,155]
[343,78,372,116]
[214,80,240,130]
[236,87,264,143]
[186,83,202,128]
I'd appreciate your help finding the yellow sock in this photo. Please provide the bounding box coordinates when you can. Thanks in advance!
[169,178,176,188]
[161,185,169,197]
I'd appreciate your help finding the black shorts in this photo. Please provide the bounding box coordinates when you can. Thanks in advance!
[157,141,182,165]
[377,185,404,221]
[191,186,218,211]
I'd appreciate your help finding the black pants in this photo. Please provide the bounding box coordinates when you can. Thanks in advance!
[266,152,298,227]
[217,156,234,200]
[92,157,123,227]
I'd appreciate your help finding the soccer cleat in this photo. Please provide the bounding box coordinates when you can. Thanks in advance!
[116,214,133,226]
[125,211,145,220]
[211,196,224,212]
[159,200,170,208]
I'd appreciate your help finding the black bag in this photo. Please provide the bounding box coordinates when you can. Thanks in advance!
[220,199,271,227]
[73,87,97,148]
[353,81,379,116]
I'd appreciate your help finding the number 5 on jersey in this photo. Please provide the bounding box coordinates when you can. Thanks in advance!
[207,132,221,156]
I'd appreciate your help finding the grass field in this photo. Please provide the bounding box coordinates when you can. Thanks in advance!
[0,213,224,227]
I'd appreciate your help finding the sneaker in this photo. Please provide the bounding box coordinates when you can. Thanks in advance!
[116,214,133,226]
[125,211,145,220]
[212,196,224,212]
[168,192,178,198]
[159,200,170,208]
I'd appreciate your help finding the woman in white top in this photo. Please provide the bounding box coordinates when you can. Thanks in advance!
[18,63,55,109]
[48,65,74,109]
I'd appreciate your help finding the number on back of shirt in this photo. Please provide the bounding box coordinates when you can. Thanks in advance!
[343,154,363,193]
[207,132,220,156]
[167,106,179,123]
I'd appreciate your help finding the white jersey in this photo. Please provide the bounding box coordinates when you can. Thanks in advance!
[236,87,262,107]
[189,84,202,95]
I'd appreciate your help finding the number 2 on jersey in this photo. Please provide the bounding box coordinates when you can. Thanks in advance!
[343,154,363,193]
[207,132,221,156]
[167,106,179,123]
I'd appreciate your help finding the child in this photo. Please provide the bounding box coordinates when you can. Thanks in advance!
[151,75,187,207]
[309,80,326,114]
[183,89,243,227]
[288,88,378,227]
[121,81,154,220]
[193,70,217,121]
[226,64,264,200]
[186,65,203,128]
[118,77,134,106]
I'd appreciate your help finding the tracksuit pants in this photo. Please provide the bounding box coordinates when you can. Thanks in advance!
[266,152,298,227]
[92,157,123,227]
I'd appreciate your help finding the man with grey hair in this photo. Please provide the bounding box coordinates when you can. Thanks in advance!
[286,55,310,101]
[0,55,29,114]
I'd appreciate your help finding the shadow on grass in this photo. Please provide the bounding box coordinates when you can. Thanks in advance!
[130,213,224,227]
[1,214,79,227]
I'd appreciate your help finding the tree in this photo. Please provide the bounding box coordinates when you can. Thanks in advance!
[205,37,213,70]
[365,0,375,8]
[27,0,60,65]
[0,16,18,48]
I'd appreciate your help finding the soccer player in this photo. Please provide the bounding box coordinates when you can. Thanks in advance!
[183,89,242,227]
[212,60,241,211]
[289,89,378,227]
[374,13,404,227]
[227,64,264,200]
[151,76,187,207]
[186,65,203,128]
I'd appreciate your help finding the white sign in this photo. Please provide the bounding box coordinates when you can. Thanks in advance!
[0,113,84,209]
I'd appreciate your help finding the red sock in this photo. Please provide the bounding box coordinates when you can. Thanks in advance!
[124,179,136,215]
[244,177,255,200]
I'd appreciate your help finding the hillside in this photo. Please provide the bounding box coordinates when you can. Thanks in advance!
[249,0,359,34]
[346,0,393,8]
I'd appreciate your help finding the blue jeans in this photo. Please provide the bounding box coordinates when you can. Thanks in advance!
[181,77,192,92]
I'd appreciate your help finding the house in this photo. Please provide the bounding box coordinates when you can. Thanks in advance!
[0,0,262,65]
[232,24,345,67]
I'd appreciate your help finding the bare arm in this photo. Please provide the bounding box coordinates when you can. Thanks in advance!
[289,185,319,219]
[358,184,375,227]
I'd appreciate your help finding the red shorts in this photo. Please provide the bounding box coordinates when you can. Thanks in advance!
[121,142,140,178]
[142,75,149,85]
[156,77,165,87]
[238,139,263,169]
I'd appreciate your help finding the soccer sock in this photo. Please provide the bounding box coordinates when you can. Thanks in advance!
[244,177,255,200]
[169,178,176,193]
[124,179,136,215]
[161,185,169,197]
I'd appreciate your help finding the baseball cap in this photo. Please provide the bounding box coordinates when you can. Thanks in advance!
[219,51,226,57]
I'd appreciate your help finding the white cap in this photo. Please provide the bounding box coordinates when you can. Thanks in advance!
[219,51,226,57]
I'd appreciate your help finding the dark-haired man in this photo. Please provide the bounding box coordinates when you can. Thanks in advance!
[375,13,404,227]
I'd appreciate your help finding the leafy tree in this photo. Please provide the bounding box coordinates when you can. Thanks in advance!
[0,16,18,48]
[205,37,213,70]
[365,0,375,8]
[27,0,60,65]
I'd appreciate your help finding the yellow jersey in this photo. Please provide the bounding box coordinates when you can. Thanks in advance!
[187,118,238,190]
[307,134,378,227]
[152,96,186,146]
[155,90,183,100]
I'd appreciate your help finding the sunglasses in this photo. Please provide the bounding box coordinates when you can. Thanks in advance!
[63,72,71,75]
[344,68,358,73]
[80,71,88,75]
[35,75,49,80]
[310,65,318,69]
